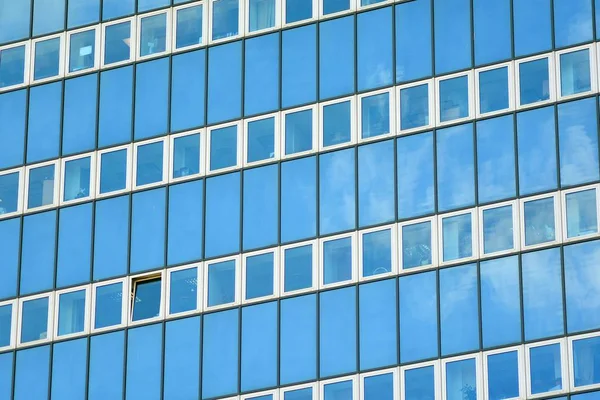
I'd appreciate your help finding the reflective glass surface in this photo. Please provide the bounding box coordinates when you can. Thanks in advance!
[104,21,131,65]
[140,13,167,57]
[487,351,520,400]
[362,229,392,277]
[445,358,477,400]
[479,66,510,114]
[442,213,473,262]
[136,141,164,186]
[529,343,563,394]
[565,189,598,239]
[132,278,162,321]
[0,45,25,88]
[208,260,236,307]
[176,5,203,48]
[63,157,91,201]
[402,221,432,269]
[34,37,61,80]
[21,297,49,343]
[439,75,469,123]
[524,197,556,246]
[400,84,429,130]
[245,252,274,299]
[27,164,55,209]
[69,29,95,72]
[519,58,550,105]
[283,245,313,292]
[169,267,198,314]
[57,289,86,336]
[482,205,514,254]
[0,172,19,215]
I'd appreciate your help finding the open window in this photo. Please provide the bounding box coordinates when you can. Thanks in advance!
[319,95,357,151]
[204,255,241,311]
[66,26,100,76]
[525,338,568,398]
[483,346,525,400]
[358,87,395,143]
[0,299,17,351]
[569,332,600,392]
[556,44,596,100]
[31,33,65,84]
[475,61,515,118]
[137,9,172,60]
[91,277,128,333]
[520,192,562,250]
[360,368,399,400]
[133,136,169,189]
[96,144,133,198]
[17,292,53,347]
[398,216,437,273]
[441,353,483,400]
[169,129,205,182]
[358,224,396,280]
[24,160,60,213]
[435,70,475,126]
[244,112,280,166]
[166,264,201,317]
[401,361,441,400]
[101,16,136,67]
[478,200,520,257]
[60,152,95,205]
[0,167,24,220]
[173,2,207,52]
[280,239,318,296]
[0,41,29,92]
[54,285,90,340]
[129,271,165,325]
[438,208,478,266]
[281,104,318,159]
[561,184,600,242]
[397,78,435,135]
[242,247,279,303]
[320,232,358,289]
[515,53,556,109]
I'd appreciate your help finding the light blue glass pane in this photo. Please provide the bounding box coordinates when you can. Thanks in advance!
[136,141,164,186]
[0,0,30,44]
[0,218,20,299]
[245,253,274,299]
[364,373,394,400]
[99,66,133,147]
[63,157,91,201]
[126,324,162,400]
[359,279,397,369]
[33,0,65,35]
[514,0,551,56]
[320,16,354,99]
[51,338,87,400]
[323,101,351,147]
[519,58,550,105]
[437,124,474,211]
[283,245,313,293]
[397,132,434,219]
[522,247,564,340]
[0,90,26,169]
[14,346,50,400]
[94,282,123,329]
[524,197,556,246]
[205,172,240,258]
[440,264,479,355]
[402,221,432,269]
[169,267,198,314]
[320,287,356,377]
[140,13,167,57]
[21,297,49,343]
[57,290,86,336]
[558,97,599,186]
[285,388,313,400]
[100,149,128,194]
[0,173,19,215]
[0,305,11,346]
[202,309,239,399]
[138,0,169,12]
[249,0,275,31]
[210,125,237,170]
[67,0,99,28]
[27,164,55,208]
[286,0,311,23]
[243,164,278,250]
[573,336,600,387]
[481,256,521,347]
[395,0,432,82]
[93,195,129,280]
[362,229,392,277]
[473,0,511,65]
[89,331,124,400]
[57,203,92,287]
[173,134,201,178]
[20,211,56,295]
[63,74,97,155]
[134,57,169,140]
[358,140,395,227]
[566,189,598,238]
[0,352,12,398]
[323,237,352,285]
[554,0,593,48]
[361,93,390,138]
[27,81,62,163]
[241,302,277,391]
[324,380,353,400]
[442,213,473,262]
[164,317,201,400]
[34,37,61,80]
[487,351,519,400]
[285,109,313,155]
[320,148,356,235]
[445,358,477,400]
[281,156,316,243]
[171,50,206,131]
[245,33,279,116]
[482,205,514,254]
[357,7,393,91]
[565,240,600,333]
[280,294,317,384]
[104,21,132,65]
[439,75,469,122]
[208,260,236,307]
[69,29,96,72]
[573,393,600,400]
[530,344,563,394]
[434,0,471,74]
[132,279,161,321]
[248,117,275,163]
[405,366,435,400]
[130,188,166,273]
[212,0,239,40]
[400,84,429,130]
[176,5,203,48]
[102,0,134,20]
[168,180,203,265]
[323,0,349,14]
[479,67,509,114]
[560,50,592,96]
[282,24,316,108]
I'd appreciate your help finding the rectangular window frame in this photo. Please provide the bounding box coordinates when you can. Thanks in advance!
[482,345,525,400]
[65,25,101,77]
[17,292,54,348]
[400,360,441,400]
[515,52,556,110]
[474,60,515,118]
[132,136,169,190]
[519,191,562,251]
[360,367,400,399]
[244,0,281,36]
[435,70,475,127]
[206,120,243,175]
[95,143,133,199]
[0,299,18,352]
[319,231,358,290]
[53,284,91,341]
[100,16,137,68]
[398,215,438,274]
[128,269,166,327]
[478,199,520,258]
[241,246,279,304]
[320,374,359,400]
[358,223,397,282]
[281,0,318,27]
[280,103,319,160]
[60,151,96,206]
[437,207,479,267]
[397,78,435,135]
[241,389,279,400]
[560,183,600,243]
[357,86,396,144]
[0,40,30,93]
[136,9,172,61]
[169,129,206,183]
[90,277,129,334]
[23,159,61,213]
[319,94,357,152]
[165,263,202,318]
[203,254,242,312]
[441,353,483,400]
[279,239,319,297]
[30,32,66,85]
[567,331,600,393]
[243,111,281,167]
[172,2,208,53]
[555,43,597,101]
[319,0,357,20]
[208,0,245,45]
[525,337,569,398]
[280,381,318,399]
[0,166,25,220]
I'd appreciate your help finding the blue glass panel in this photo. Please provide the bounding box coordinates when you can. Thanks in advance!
[176,5,203,48]
[139,13,167,57]
[135,57,169,140]
[323,236,352,285]
[245,33,279,116]
[138,0,169,12]
[439,75,469,123]
[357,7,393,91]
[285,388,313,400]
[395,0,432,82]
[169,267,198,314]
[573,393,600,400]
[572,336,600,387]
[241,302,277,391]
[126,324,162,400]
[0,90,26,169]
[324,380,353,400]
[479,67,510,114]
[210,125,238,170]
[487,351,520,400]
[27,164,56,208]
[104,21,132,65]
[283,245,314,293]
[100,148,127,194]
[14,346,50,400]
[405,366,435,400]
[98,66,133,147]
[434,0,471,74]
[67,0,99,28]
[565,189,598,238]
[0,304,12,346]
[524,197,556,246]
[286,0,312,23]
[323,0,349,14]
[281,156,316,243]
[0,218,20,299]
[323,100,351,147]
[208,260,236,307]
[320,287,356,377]
[63,157,91,201]
[364,373,394,400]
[57,203,92,287]
[0,0,30,44]
[285,109,313,155]
[400,84,429,130]
[519,58,551,105]
[168,180,203,265]
[445,358,477,400]
[20,211,56,295]
[473,0,511,65]
[247,117,275,163]
[132,279,161,321]
[320,148,356,235]
[164,317,201,400]
[0,173,19,215]
[361,92,390,139]
[320,16,354,99]
[130,188,166,273]
[0,352,12,398]
[135,141,164,186]
[102,0,134,20]
[51,338,87,400]
[560,49,592,96]
[282,25,316,108]
[243,164,278,250]
[397,132,434,219]
[93,195,129,280]
[482,205,514,254]
[212,0,239,40]
[530,344,563,394]
[358,140,395,227]
[205,172,240,258]
[57,290,86,335]
[554,0,593,48]
[362,229,392,277]
[34,37,61,80]
[68,29,96,72]
[173,133,201,178]
[93,282,123,329]
[245,252,274,299]
[20,297,49,343]
[401,221,432,269]
[208,41,242,124]
[513,0,552,56]
[32,0,65,35]
[171,50,206,132]
[442,212,473,260]
[89,331,124,400]
[27,81,62,163]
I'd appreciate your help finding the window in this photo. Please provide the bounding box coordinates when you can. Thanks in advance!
[207,38,242,124]
[439,210,477,265]
[479,201,519,256]
[526,340,568,397]
[92,279,127,332]
[358,89,393,141]
[0,0,30,45]
[164,317,201,399]
[241,302,278,391]
[359,226,395,279]
[0,42,28,90]
[436,72,473,125]
[321,377,357,400]
[320,96,356,150]
[205,256,240,310]
[280,241,317,295]
[473,0,511,65]
[18,294,52,345]
[0,168,23,218]
[244,33,279,116]
[321,0,354,16]
[357,7,393,91]
[401,362,439,400]
[134,57,169,140]
[397,79,434,133]
[282,105,317,157]
[320,233,357,288]
[14,345,51,400]
[207,122,242,173]
[556,45,595,98]
[88,330,125,399]
[475,62,514,117]
[521,193,561,249]
[205,172,240,258]
[133,138,167,188]
[24,161,59,211]
[399,217,436,272]
[27,81,62,163]
[245,113,279,165]
[170,130,204,181]
[243,164,278,251]
[51,339,88,399]
[130,187,166,274]
[0,300,16,350]
[516,54,555,108]
[570,334,600,390]
[484,347,524,400]
[319,16,355,99]
[513,0,552,57]
[280,296,317,384]
[0,89,26,170]
[93,195,129,281]
[247,0,279,33]
[554,0,593,48]
[20,210,56,296]
[211,0,241,41]
[174,3,205,50]
[130,272,164,324]
[284,0,315,24]
[243,249,278,302]
[126,323,163,399]
[360,369,398,400]
[319,148,356,235]
[168,180,204,266]
[562,186,599,241]
[358,139,395,227]
[434,0,471,74]
[62,74,97,156]
[281,156,317,243]
[54,286,89,338]
[170,49,205,136]
[102,18,135,66]
[166,265,200,316]
[282,24,317,108]
[96,145,132,197]
[60,153,94,204]
[281,384,317,400]
[31,34,64,83]
[395,0,432,83]
[66,27,99,74]
[98,66,133,147]
[442,355,482,400]
[138,10,170,59]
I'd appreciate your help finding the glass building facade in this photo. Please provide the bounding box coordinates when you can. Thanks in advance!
[1,0,600,399]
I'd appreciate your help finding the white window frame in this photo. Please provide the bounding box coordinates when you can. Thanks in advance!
[23,159,61,213]
[561,183,600,243]
[397,78,435,135]
[280,382,318,399]
[280,239,319,297]
[101,16,137,68]
[400,360,441,400]
[525,337,569,398]
[358,223,397,281]
[478,200,520,258]
[360,367,400,400]
[357,87,396,143]
[128,269,166,327]
[0,166,25,220]
[208,0,245,45]
[515,52,556,110]
[319,0,357,20]
[169,129,206,183]
[568,331,600,392]
[243,111,281,167]
[30,33,66,84]
[206,120,244,175]
[474,61,515,118]
[438,208,479,267]
[241,389,279,400]
[244,0,281,36]
[0,299,18,351]
[281,0,318,27]
[519,191,562,251]
[53,284,91,341]
[132,136,169,190]
[280,103,319,160]
[441,353,483,400]
[435,70,475,127]
[136,8,172,61]
[172,1,208,53]
[165,263,203,318]
[555,43,597,100]
[320,375,359,400]
[398,216,438,274]
[0,40,30,92]
[319,95,357,151]
[90,277,129,334]
[319,231,358,290]
[65,25,101,77]
[242,247,279,304]
[482,345,525,400]
[60,151,96,206]
[203,254,242,312]
[17,292,54,348]
[96,143,133,199]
